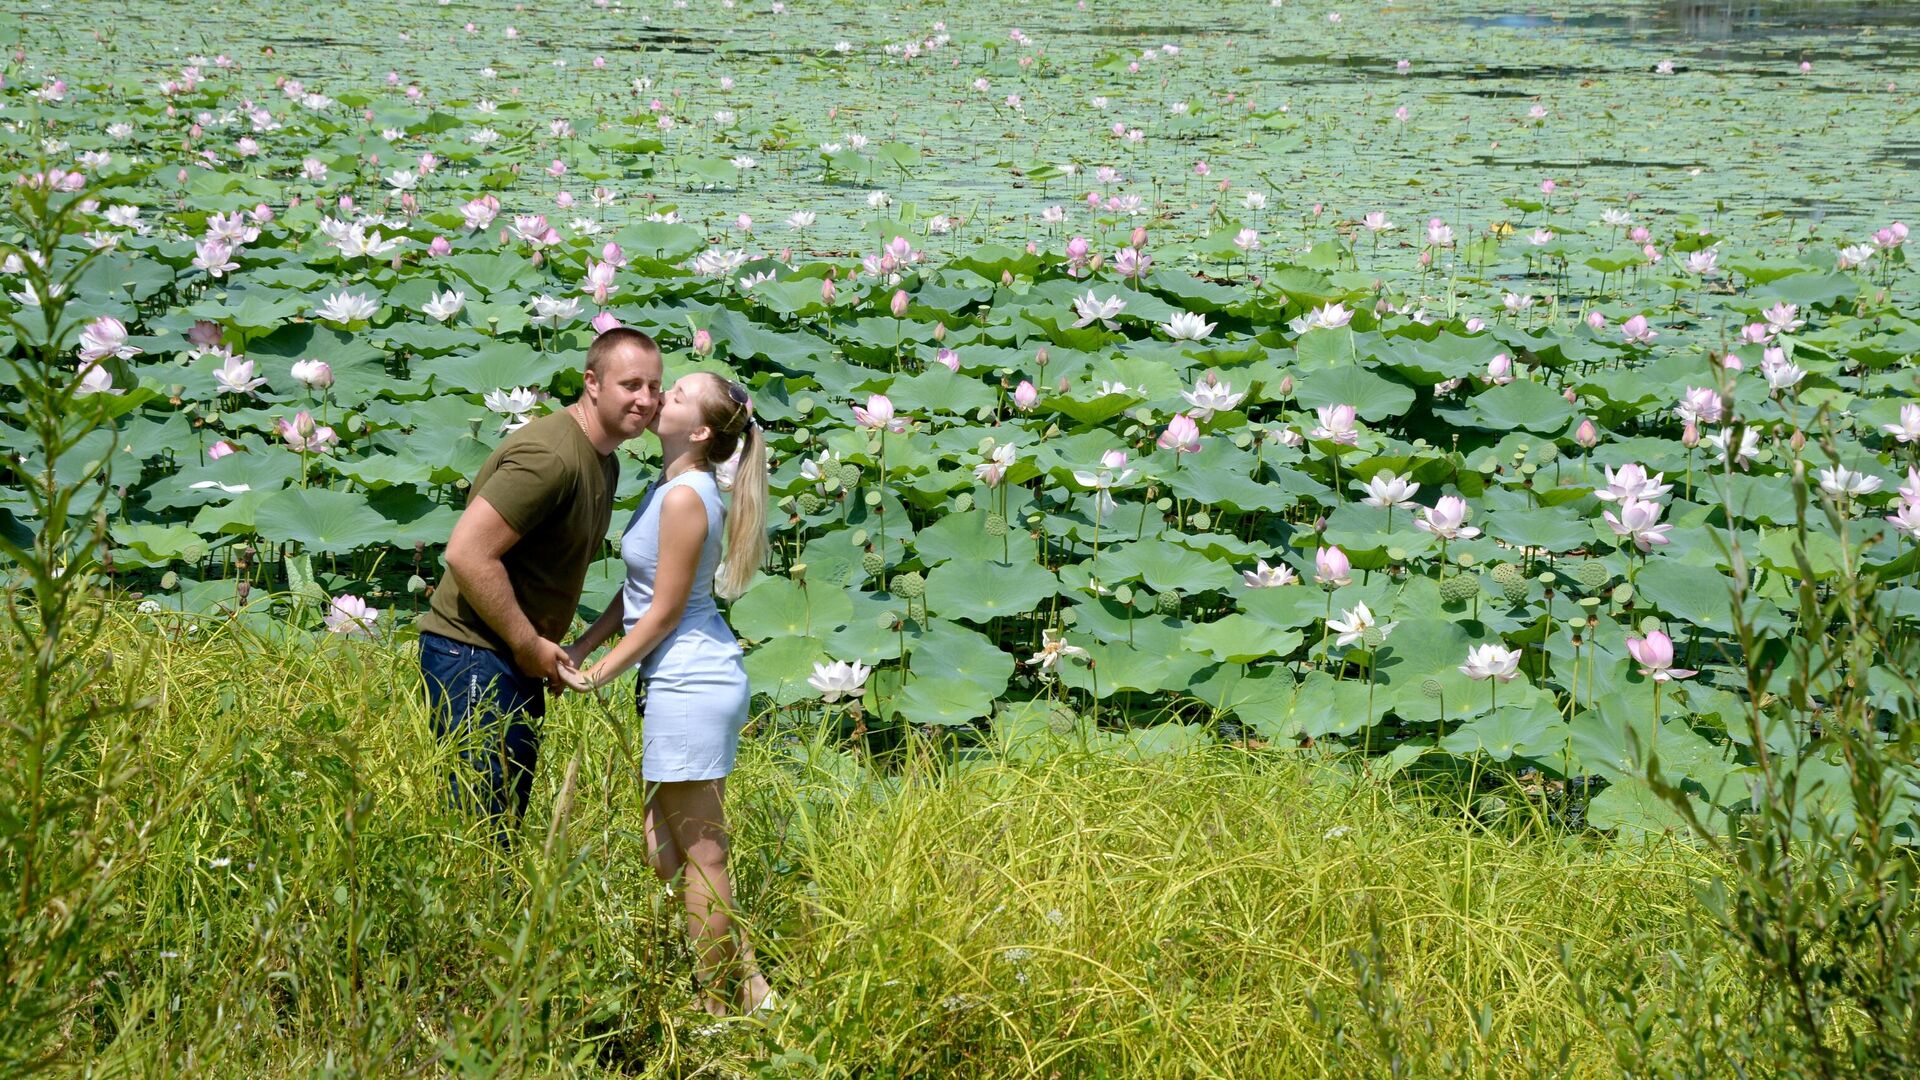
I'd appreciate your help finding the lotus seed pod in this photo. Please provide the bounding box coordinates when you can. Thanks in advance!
[1491,562,1525,586]
[890,571,925,599]
[1421,677,1445,699]
[1154,590,1182,615]
[406,574,427,594]
[1532,441,1559,464]
[160,570,178,590]
[985,512,1008,536]
[794,395,815,414]
[861,550,885,577]
[798,492,826,515]
[1575,560,1611,590]
[863,490,882,507]
[1502,577,1530,605]
[1361,626,1386,649]
[954,492,974,512]
[1439,573,1480,603]
[1189,510,1212,532]
[789,562,808,582]
[838,463,863,488]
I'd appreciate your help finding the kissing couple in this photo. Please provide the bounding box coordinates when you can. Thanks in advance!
[415,327,778,1016]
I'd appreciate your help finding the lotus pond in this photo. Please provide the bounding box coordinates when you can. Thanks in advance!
[4,0,1920,836]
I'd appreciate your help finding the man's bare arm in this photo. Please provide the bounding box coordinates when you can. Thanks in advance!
[443,495,569,680]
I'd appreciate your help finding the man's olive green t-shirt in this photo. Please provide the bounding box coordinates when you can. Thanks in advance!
[418,408,617,656]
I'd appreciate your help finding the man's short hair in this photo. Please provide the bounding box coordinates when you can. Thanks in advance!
[585,327,660,378]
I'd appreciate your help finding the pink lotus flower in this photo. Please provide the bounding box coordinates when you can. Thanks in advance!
[325,594,379,636]
[581,258,617,304]
[77,316,140,362]
[206,440,235,461]
[1415,495,1481,540]
[1311,403,1360,445]
[1012,380,1038,411]
[1156,413,1202,454]
[591,311,622,333]
[852,394,908,433]
[1621,314,1657,344]
[933,348,959,372]
[1594,463,1673,503]
[1575,419,1599,448]
[1603,496,1672,552]
[1484,353,1514,384]
[1625,630,1695,682]
[290,359,333,390]
[427,236,451,257]
[1586,310,1607,331]
[890,289,909,318]
[278,411,338,454]
[691,329,714,356]
[1314,546,1352,587]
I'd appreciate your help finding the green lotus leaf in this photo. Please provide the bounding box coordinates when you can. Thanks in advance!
[254,487,396,554]
[1291,365,1416,421]
[1183,615,1302,663]
[743,636,831,706]
[894,675,995,727]
[924,559,1058,623]
[731,576,855,641]
[910,620,1016,696]
[1465,379,1575,433]
[1437,699,1569,762]
[914,508,1040,567]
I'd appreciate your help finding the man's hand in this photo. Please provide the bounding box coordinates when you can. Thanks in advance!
[511,635,571,682]
[562,639,593,672]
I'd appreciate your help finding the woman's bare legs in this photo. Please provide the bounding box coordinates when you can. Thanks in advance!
[642,787,684,884]
[652,778,772,1014]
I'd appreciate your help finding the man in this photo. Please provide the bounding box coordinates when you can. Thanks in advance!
[417,327,662,837]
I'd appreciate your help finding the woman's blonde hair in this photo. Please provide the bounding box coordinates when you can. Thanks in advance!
[695,373,768,599]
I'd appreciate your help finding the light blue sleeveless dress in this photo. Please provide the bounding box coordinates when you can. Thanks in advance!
[619,470,750,782]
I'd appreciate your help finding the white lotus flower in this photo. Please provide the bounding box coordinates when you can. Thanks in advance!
[1180,377,1245,421]
[213,353,268,396]
[1704,425,1760,468]
[1816,465,1882,500]
[808,659,872,702]
[1028,629,1089,672]
[1360,470,1421,510]
[485,387,539,431]
[324,595,379,636]
[422,289,466,322]
[1593,463,1673,503]
[1327,601,1395,649]
[529,294,583,327]
[384,169,418,190]
[1241,559,1298,588]
[689,247,749,277]
[1163,311,1216,341]
[315,290,379,324]
[1071,290,1126,329]
[1459,643,1522,682]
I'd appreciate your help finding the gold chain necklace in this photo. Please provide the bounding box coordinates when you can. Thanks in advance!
[569,402,591,436]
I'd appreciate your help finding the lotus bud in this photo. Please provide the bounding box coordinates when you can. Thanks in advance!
[1790,428,1806,452]
[821,277,836,304]
[1013,380,1038,411]
[1088,252,1104,272]
[933,321,946,341]
[692,329,714,356]
[189,123,203,140]
[428,236,451,257]
[1564,387,1577,403]
[1026,241,1038,254]
[890,289,909,318]
[1057,377,1070,394]
[1417,250,1432,268]
[1575,419,1598,448]
[1002,269,1013,286]
[401,193,418,216]
[339,194,354,212]
[1130,225,1147,249]
[591,311,622,333]
[1682,420,1700,448]
[1586,309,1606,330]
[1277,375,1294,397]
[1035,347,1049,367]
[530,251,543,267]
[236,579,251,601]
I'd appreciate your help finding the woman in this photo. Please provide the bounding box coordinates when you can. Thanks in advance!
[563,371,773,1016]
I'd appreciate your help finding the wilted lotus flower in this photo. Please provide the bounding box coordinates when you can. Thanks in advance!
[1180,374,1244,421]
[1361,470,1420,510]
[808,659,873,702]
[1156,413,1202,454]
[1459,643,1522,682]
[1416,495,1481,540]
[1310,404,1360,445]
[1164,311,1215,341]
[422,289,465,322]
[315,290,378,324]
[852,394,908,433]
[973,442,1018,487]
[1880,403,1920,444]
[1603,496,1672,552]
[1314,546,1352,587]
[1012,380,1039,412]
[1242,559,1298,588]
[1593,463,1673,503]
[1816,465,1882,501]
[1327,601,1395,648]
[1029,628,1090,673]
[278,411,338,453]
[325,594,379,636]
[1625,630,1695,682]
[290,359,333,389]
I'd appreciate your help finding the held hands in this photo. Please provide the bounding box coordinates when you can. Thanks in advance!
[514,635,597,693]
[555,639,601,694]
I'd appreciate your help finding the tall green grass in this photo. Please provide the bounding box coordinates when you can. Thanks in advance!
[3,609,1741,1078]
